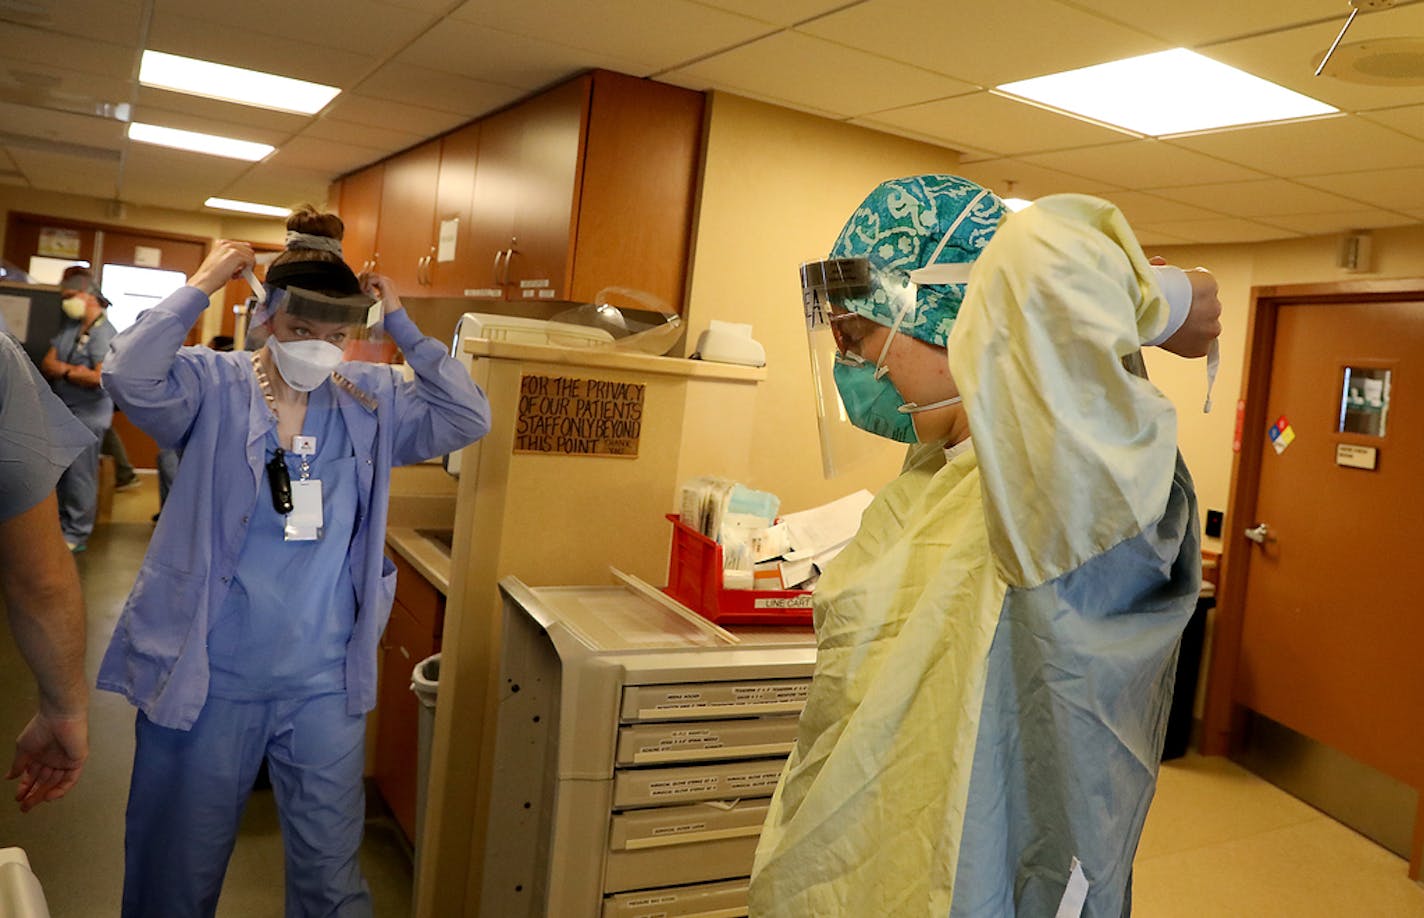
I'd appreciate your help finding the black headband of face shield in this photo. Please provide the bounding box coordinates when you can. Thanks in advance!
[265,259,363,297]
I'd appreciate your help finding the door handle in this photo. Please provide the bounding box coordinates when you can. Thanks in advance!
[492,249,506,285]
[425,246,437,285]
[502,237,517,285]
[1244,523,1273,544]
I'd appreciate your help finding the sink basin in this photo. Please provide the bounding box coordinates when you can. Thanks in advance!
[415,529,454,553]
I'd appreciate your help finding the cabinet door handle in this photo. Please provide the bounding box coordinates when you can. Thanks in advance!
[501,245,515,286]
[426,246,437,285]
[418,255,430,286]
[492,249,506,285]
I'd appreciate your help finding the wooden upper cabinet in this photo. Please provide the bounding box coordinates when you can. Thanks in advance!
[570,71,705,316]
[504,76,589,303]
[332,70,705,313]
[334,165,383,277]
[427,123,481,297]
[376,140,442,292]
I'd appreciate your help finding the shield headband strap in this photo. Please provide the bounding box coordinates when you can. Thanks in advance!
[265,259,362,296]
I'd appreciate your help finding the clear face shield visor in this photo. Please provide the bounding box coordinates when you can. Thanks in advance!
[244,268,380,330]
[801,257,917,477]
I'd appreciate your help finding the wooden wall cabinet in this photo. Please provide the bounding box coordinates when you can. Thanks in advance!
[332,165,384,275]
[333,70,705,316]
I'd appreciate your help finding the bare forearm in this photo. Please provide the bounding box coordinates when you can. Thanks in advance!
[0,497,88,718]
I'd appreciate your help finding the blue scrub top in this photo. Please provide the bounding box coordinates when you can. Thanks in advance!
[208,382,359,700]
[49,316,115,422]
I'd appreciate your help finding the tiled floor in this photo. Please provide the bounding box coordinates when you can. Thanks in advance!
[3,477,1422,915]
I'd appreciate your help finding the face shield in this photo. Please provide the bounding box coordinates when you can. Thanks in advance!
[801,257,921,476]
[244,268,380,331]
[548,286,683,355]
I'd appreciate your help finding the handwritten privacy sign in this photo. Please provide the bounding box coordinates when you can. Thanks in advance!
[514,374,645,458]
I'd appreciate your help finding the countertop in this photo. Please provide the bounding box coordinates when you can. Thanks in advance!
[386,528,453,595]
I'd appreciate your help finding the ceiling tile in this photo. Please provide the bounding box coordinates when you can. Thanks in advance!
[862,91,1134,157]
[299,118,427,159]
[130,104,294,148]
[1294,166,1424,211]
[1255,209,1419,236]
[398,17,646,88]
[1358,105,1424,142]
[695,0,866,27]
[1203,5,1424,114]
[152,0,437,57]
[1134,217,1298,244]
[1074,0,1345,47]
[0,22,137,81]
[450,0,775,73]
[146,13,372,88]
[0,100,126,150]
[120,145,252,210]
[358,63,522,117]
[9,147,119,198]
[1132,227,1199,247]
[1023,139,1265,189]
[800,0,1165,87]
[319,94,467,137]
[1167,115,1424,177]
[1149,179,1367,217]
[949,158,1122,198]
[666,31,975,119]
[132,87,313,134]
[1,61,134,116]
[266,136,389,176]
[1095,191,1226,225]
[0,0,146,47]
[218,165,333,210]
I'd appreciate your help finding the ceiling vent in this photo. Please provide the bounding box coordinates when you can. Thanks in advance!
[1316,38,1424,85]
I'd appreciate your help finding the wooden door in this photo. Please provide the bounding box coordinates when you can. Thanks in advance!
[427,123,481,297]
[334,165,384,276]
[506,76,588,303]
[466,107,522,299]
[1205,280,1424,875]
[375,597,435,842]
[377,140,441,293]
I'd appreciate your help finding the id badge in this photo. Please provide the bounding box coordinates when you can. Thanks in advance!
[285,479,324,541]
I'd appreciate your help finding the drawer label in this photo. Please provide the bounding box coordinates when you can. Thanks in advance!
[651,821,708,837]
[648,776,720,797]
[727,770,784,791]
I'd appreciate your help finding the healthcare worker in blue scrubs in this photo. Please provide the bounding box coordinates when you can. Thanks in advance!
[752,176,1222,917]
[40,270,116,552]
[100,206,491,918]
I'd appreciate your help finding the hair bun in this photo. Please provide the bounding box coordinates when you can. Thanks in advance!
[286,203,344,241]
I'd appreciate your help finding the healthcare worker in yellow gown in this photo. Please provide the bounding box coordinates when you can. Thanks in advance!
[750,175,1221,917]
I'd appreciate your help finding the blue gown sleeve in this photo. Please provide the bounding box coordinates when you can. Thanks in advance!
[101,286,212,448]
[0,334,97,520]
[379,309,491,465]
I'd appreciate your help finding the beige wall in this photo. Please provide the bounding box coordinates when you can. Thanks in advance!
[0,184,289,339]
[683,92,963,513]
[1143,224,1424,543]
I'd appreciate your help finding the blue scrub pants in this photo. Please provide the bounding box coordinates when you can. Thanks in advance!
[122,694,373,918]
[56,411,106,546]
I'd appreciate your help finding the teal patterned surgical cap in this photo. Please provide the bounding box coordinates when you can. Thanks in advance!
[830,174,1005,348]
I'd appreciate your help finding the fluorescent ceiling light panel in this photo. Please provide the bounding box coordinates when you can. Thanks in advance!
[140,50,340,115]
[996,49,1337,136]
[205,197,291,217]
[128,122,274,161]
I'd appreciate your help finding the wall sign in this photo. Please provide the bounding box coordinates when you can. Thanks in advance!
[1335,443,1379,470]
[1268,415,1296,455]
[37,227,80,259]
[514,373,645,457]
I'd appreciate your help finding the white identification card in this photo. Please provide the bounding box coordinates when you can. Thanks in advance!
[285,479,324,541]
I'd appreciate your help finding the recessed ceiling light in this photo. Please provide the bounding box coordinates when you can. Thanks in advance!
[128,122,274,161]
[139,50,340,115]
[996,49,1338,137]
[204,197,291,217]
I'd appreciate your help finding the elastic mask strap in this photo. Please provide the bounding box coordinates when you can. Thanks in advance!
[872,293,916,380]
[899,395,963,415]
[1203,339,1220,413]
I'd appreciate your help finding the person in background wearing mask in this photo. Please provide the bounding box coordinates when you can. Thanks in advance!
[40,269,116,552]
[751,176,1221,917]
[0,332,92,812]
[59,268,142,493]
[100,206,492,917]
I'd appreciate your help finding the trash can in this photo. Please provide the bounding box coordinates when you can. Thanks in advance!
[1162,594,1212,761]
[410,654,441,858]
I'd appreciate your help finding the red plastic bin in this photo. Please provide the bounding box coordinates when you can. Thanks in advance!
[663,514,813,627]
